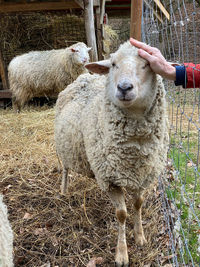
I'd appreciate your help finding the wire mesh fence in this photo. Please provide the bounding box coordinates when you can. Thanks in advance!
[107,0,200,265]
[142,0,200,266]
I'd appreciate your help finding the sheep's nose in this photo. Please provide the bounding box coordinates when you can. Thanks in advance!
[117,82,133,93]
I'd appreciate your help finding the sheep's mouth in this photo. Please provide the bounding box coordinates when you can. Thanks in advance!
[119,97,132,102]
[116,93,136,102]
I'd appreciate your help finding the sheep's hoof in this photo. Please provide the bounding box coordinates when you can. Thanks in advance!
[134,233,147,246]
[60,186,68,195]
[115,262,129,267]
[60,190,67,195]
[115,246,129,267]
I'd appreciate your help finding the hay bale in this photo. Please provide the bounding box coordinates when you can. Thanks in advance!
[0,12,86,67]
[103,24,119,58]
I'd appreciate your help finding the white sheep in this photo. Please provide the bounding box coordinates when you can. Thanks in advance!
[54,41,169,266]
[0,195,14,267]
[8,42,91,111]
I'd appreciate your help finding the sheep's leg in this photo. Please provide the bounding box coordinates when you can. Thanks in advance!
[56,152,62,173]
[61,168,68,195]
[132,192,147,246]
[108,186,129,267]
[12,97,21,113]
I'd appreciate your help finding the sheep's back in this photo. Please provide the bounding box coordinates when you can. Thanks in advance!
[55,73,106,176]
[8,49,78,103]
[9,50,65,87]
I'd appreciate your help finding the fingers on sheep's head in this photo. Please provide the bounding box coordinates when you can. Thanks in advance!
[71,46,91,65]
[86,54,155,109]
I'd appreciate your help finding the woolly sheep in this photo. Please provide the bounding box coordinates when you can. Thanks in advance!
[0,195,14,267]
[8,42,91,111]
[54,41,169,266]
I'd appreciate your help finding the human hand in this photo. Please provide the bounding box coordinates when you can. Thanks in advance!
[130,38,176,80]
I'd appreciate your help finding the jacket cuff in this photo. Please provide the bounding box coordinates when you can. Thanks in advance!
[174,65,187,88]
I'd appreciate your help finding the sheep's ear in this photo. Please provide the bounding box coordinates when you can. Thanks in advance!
[87,47,92,51]
[71,48,78,53]
[85,60,111,74]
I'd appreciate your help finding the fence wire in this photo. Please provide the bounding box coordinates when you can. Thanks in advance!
[142,0,200,266]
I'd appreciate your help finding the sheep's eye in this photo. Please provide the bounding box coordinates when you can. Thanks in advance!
[112,62,119,69]
[71,48,79,53]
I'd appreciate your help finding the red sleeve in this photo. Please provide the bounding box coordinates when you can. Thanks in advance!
[184,63,200,88]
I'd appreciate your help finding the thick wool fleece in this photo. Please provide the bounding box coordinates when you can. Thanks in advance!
[55,42,169,192]
[0,195,14,267]
[8,42,89,108]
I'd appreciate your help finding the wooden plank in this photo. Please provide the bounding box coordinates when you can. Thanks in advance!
[153,0,170,20]
[100,0,106,24]
[144,0,163,24]
[75,0,99,8]
[84,0,98,61]
[93,0,100,7]
[95,5,103,60]
[74,0,84,9]
[0,1,81,13]
[130,0,142,40]
[106,4,131,8]
[0,50,9,90]
[0,90,12,99]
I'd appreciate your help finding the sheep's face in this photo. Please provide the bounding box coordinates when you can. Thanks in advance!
[85,41,157,110]
[70,43,91,65]
[108,53,155,109]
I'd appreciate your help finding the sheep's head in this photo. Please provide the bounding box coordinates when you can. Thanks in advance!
[85,41,157,111]
[70,42,91,65]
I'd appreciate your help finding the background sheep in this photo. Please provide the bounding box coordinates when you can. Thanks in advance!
[54,41,169,266]
[0,195,14,267]
[8,42,91,111]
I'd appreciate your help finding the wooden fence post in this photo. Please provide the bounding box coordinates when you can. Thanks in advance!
[130,0,143,41]
[84,0,98,61]
[95,4,104,60]
[0,49,9,90]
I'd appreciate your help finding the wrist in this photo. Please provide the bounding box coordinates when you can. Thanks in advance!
[164,64,176,80]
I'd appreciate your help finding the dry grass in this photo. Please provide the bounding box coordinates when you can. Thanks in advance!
[103,25,119,58]
[0,106,171,267]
